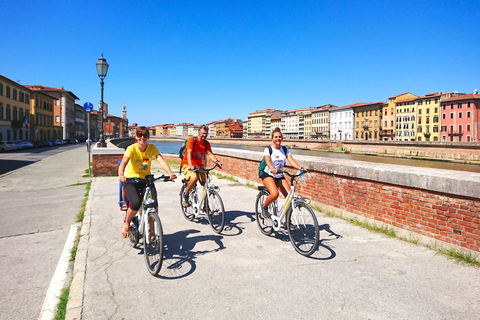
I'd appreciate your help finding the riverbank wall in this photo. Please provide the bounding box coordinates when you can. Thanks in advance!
[162,148,480,257]
[92,142,480,258]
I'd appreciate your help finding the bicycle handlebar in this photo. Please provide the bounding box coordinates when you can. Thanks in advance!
[126,174,174,184]
[276,168,308,184]
[192,161,222,173]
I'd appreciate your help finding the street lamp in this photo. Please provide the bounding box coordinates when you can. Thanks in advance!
[96,53,109,147]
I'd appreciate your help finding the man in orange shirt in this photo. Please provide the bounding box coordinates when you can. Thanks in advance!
[181,124,222,206]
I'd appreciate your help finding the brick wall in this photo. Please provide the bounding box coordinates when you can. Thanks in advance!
[98,149,480,254]
[196,149,480,254]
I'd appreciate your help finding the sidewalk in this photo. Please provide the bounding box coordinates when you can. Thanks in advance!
[67,161,480,319]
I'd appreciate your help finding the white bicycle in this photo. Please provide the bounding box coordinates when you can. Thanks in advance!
[179,162,225,234]
[124,174,172,276]
[255,170,319,256]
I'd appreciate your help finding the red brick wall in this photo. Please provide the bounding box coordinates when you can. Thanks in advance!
[92,154,123,176]
[175,153,479,253]
[106,153,480,253]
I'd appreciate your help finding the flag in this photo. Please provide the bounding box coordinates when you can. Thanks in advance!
[23,115,29,130]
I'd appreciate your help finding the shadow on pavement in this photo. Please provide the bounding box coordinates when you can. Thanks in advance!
[156,229,226,280]
[222,210,256,236]
[0,159,35,175]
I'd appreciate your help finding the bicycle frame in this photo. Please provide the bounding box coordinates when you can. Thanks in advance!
[189,167,218,217]
[136,185,156,245]
[265,170,306,231]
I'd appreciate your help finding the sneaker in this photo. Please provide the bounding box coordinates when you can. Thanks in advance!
[182,193,189,207]
[261,206,270,218]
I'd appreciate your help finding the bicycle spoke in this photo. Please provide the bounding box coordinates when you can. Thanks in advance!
[287,202,319,256]
[255,191,273,236]
[207,190,225,234]
[143,211,164,276]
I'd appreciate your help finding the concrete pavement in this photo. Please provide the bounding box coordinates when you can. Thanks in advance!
[67,153,480,320]
[0,145,90,320]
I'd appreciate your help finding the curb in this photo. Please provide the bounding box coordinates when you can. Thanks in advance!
[65,178,95,320]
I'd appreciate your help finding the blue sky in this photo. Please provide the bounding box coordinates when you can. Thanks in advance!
[2,0,479,126]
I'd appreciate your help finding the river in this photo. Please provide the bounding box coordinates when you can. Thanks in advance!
[151,140,480,174]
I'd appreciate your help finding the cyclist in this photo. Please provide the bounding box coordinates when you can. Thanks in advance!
[118,126,177,238]
[181,124,222,206]
[260,127,306,218]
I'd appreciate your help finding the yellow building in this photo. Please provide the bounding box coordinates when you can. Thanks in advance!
[382,93,417,141]
[354,102,383,140]
[247,109,280,138]
[415,92,460,142]
[0,75,32,142]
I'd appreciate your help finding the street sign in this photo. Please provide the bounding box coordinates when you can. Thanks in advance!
[83,102,94,112]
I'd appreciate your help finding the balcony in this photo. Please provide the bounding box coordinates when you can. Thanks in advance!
[448,131,463,136]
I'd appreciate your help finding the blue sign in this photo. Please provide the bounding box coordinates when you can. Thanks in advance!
[83,102,94,112]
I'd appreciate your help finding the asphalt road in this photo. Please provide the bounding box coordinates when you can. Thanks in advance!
[0,145,90,320]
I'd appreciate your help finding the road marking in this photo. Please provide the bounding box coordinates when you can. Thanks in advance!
[39,224,79,320]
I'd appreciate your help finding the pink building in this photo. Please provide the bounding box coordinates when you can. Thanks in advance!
[440,92,480,142]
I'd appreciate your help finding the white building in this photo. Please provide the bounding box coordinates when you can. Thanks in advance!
[330,105,355,140]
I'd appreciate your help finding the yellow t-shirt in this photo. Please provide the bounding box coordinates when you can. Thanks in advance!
[124,143,160,179]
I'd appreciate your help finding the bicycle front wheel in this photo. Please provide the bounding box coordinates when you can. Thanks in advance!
[206,190,225,234]
[143,211,164,276]
[180,184,195,221]
[255,191,273,236]
[287,202,319,256]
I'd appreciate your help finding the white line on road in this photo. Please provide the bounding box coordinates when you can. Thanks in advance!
[39,223,79,320]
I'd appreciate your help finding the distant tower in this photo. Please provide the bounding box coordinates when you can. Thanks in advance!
[122,105,127,119]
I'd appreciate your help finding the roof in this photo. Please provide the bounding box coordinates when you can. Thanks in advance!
[24,84,80,100]
[440,93,480,103]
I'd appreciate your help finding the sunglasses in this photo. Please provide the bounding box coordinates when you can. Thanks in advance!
[136,133,149,138]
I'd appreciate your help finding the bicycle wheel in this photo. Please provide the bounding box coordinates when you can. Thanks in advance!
[255,191,273,236]
[287,202,319,256]
[143,210,164,276]
[206,190,225,234]
[180,184,195,221]
[129,215,139,248]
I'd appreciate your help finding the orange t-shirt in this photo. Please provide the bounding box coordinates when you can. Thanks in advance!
[181,137,212,167]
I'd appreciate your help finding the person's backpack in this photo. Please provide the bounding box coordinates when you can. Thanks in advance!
[179,137,209,159]
[258,145,287,178]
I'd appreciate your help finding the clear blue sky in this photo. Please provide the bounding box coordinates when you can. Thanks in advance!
[2,0,479,126]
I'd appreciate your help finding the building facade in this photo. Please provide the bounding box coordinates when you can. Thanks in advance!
[440,92,480,142]
[330,105,355,140]
[0,75,32,142]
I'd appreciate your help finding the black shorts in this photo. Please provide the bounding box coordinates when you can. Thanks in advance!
[123,181,158,211]
[260,172,285,185]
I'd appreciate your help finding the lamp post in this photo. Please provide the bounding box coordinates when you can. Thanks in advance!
[96,53,109,147]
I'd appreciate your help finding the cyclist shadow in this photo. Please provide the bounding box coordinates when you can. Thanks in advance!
[156,229,225,280]
[309,224,342,260]
[272,223,342,260]
[222,210,256,236]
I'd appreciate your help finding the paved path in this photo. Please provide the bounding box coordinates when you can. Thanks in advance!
[0,145,90,320]
[68,158,480,319]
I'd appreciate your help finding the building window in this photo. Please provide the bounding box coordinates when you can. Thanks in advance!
[467,101,471,108]
[433,126,438,133]
[467,111,471,118]
[419,109,422,115]
[442,104,446,110]
[467,124,471,131]
[458,102,462,108]
[6,86,11,98]
[450,113,454,119]
[442,114,446,120]
[13,89,18,100]
[459,112,463,118]
[450,103,454,109]
[426,108,430,114]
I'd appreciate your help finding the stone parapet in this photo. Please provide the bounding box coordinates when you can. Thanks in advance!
[203,148,480,254]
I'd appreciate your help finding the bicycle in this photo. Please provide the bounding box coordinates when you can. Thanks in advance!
[124,174,173,276]
[255,169,319,256]
[179,162,225,234]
